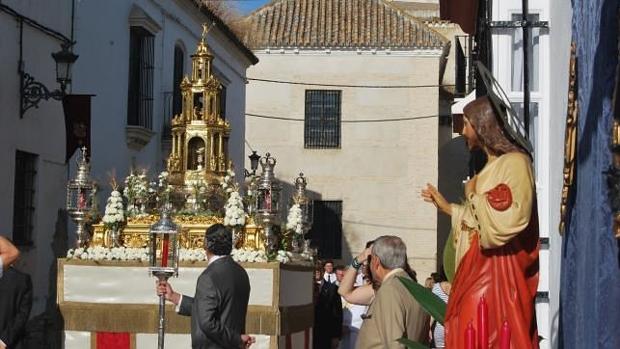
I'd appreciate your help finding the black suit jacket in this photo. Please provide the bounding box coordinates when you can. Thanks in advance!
[0,267,32,348]
[313,280,343,348]
[179,256,250,349]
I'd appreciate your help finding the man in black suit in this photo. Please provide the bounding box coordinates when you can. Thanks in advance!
[0,237,32,349]
[157,224,254,349]
[313,262,343,349]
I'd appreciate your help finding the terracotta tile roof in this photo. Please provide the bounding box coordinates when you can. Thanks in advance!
[390,1,440,19]
[243,0,448,49]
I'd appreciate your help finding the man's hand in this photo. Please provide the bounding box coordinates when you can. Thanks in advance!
[240,334,255,348]
[155,280,180,305]
[356,247,372,266]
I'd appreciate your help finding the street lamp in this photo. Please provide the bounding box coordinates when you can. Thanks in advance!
[249,151,260,174]
[245,151,261,177]
[52,42,79,92]
[20,42,79,117]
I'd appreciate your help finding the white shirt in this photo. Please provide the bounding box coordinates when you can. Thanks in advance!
[323,272,336,284]
[175,255,226,312]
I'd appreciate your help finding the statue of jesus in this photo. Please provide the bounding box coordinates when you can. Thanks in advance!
[422,96,539,348]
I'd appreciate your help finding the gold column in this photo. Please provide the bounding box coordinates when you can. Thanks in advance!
[210,132,215,170]
[218,132,223,171]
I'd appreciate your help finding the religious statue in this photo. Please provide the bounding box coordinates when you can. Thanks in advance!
[422,95,539,348]
[196,147,205,170]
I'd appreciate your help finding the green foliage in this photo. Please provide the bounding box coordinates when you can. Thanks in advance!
[396,338,430,349]
[443,231,457,282]
[397,276,447,325]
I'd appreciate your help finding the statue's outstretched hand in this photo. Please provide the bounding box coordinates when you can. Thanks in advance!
[421,183,452,216]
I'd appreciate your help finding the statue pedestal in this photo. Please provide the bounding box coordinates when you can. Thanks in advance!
[58,259,314,349]
[91,214,224,249]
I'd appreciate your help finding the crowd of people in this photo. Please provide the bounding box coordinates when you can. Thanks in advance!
[312,239,452,349]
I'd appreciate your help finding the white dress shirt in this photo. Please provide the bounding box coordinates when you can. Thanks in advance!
[323,272,336,284]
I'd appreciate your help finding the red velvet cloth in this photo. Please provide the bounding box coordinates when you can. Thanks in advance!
[445,203,540,349]
[96,332,130,349]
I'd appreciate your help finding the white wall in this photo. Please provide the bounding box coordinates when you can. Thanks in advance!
[0,0,73,315]
[245,49,442,278]
[547,1,572,347]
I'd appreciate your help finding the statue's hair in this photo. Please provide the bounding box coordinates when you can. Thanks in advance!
[463,96,525,156]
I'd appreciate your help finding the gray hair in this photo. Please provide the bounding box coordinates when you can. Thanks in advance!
[371,235,407,270]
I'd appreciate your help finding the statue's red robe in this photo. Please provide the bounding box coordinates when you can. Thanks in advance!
[445,152,539,349]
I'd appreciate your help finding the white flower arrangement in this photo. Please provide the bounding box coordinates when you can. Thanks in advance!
[102,190,125,231]
[67,246,149,262]
[179,248,207,262]
[286,204,304,235]
[220,169,239,194]
[224,192,246,226]
[67,247,313,265]
[154,170,172,204]
[231,248,268,263]
[124,171,149,215]
[221,170,246,227]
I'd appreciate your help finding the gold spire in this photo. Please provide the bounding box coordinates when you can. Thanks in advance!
[196,22,214,56]
[166,23,231,187]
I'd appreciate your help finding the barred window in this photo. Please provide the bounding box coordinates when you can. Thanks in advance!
[172,45,184,117]
[304,90,341,148]
[13,150,38,246]
[127,26,155,129]
[308,200,343,259]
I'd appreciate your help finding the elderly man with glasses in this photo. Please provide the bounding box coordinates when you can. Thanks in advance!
[355,235,429,349]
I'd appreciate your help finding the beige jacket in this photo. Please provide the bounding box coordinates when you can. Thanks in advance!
[356,269,430,349]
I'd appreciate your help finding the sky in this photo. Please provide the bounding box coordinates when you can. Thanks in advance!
[230,0,271,14]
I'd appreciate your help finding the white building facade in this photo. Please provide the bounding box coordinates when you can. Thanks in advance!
[489,0,571,347]
[0,0,75,318]
[243,0,450,278]
[0,0,256,327]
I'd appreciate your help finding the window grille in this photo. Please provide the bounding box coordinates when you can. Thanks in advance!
[304,90,341,148]
[12,150,38,246]
[127,26,154,129]
[220,84,227,120]
[172,45,184,117]
[308,200,343,259]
